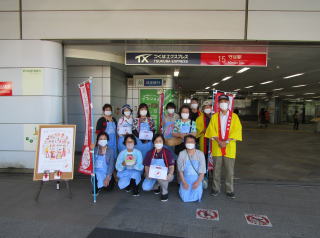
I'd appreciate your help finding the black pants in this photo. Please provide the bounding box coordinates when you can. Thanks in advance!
[293,120,299,130]
[125,179,139,193]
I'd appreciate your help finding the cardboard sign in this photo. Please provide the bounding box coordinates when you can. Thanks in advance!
[196,209,219,221]
[149,165,168,180]
[139,130,153,140]
[245,214,272,227]
[33,125,76,181]
[125,154,136,166]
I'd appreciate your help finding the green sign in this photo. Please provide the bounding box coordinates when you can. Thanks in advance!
[140,89,178,132]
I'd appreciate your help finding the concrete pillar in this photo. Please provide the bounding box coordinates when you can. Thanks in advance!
[0,40,63,169]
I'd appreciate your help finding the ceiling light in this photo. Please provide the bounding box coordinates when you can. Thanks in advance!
[221,76,232,81]
[260,81,273,85]
[286,95,294,97]
[273,88,284,91]
[233,89,240,91]
[245,85,254,88]
[283,73,304,79]
[212,82,219,86]
[253,93,267,95]
[237,67,250,74]
[173,69,179,77]
[304,92,315,95]
[305,99,313,102]
[292,84,307,88]
[205,87,210,90]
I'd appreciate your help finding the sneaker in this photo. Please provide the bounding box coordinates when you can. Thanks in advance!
[153,187,161,195]
[132,186,140,197]
[226,192,236,199]
[210,189,219,197]
[125,185,131,193]
[160,193,168,202]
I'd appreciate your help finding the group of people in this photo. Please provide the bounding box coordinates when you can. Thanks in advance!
[91,95,242,203]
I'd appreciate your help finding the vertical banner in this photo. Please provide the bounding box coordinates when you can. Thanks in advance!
[158,92,165,132]
[78,81,93,175]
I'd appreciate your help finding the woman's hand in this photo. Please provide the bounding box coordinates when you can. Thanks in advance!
[192,180,200,189]
[182,181,189,190]
[122,161,126,166]
[103,176,111,187]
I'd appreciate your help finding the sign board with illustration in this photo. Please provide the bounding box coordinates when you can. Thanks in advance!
[33,125,76,181]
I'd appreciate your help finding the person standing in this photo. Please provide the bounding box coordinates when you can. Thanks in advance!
[117,104,133,152]
[205,95,242,199]
[190,98,202,122]
[96,104,118,158]
[293,110,300,130]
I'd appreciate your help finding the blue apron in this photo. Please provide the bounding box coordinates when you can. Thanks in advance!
[94,154,108,189]
[179,159,203,202]
[105,121,117,158]
[142,157,166,191]
[117,152,142,189]
[180,121,191,134]
[136,121,153,159]
[118,119,132,152]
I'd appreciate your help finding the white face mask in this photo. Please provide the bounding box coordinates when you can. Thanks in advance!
[104,110,112,116]
[191,103,198,109]
[167,108,175,114]
[154,143,163,150]
[124,111,131,117]
[126,143,134,150]
[140,110,147,116]
[98,140,108,147]
[185,143,195,150]
[181,113,189,120]
[219,102,229,111]
[204,108,212,114]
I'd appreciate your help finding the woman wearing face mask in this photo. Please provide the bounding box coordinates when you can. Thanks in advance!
[96,104,118,159]
[116,134,144,196]
[132,103,155,159]
[92,132,115,195]
[177,135,206,202]
[172,105,197,155]
[190,98,202,122]
[196,100,213,160]
[142,134,175,202]
[117,104,133,152]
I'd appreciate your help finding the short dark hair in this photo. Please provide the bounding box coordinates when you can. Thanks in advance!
[179,104,191,118]
[191,98,199,102]
[165,102,176,110]
[123,134,137,145]
[152,133,165,144]
[137,103,151,118]
[95,132,109,146]
[184,134,196,144]
[103,104,112,111]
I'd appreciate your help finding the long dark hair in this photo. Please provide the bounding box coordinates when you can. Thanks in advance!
[137,103,151,118]
[95,132,109,147]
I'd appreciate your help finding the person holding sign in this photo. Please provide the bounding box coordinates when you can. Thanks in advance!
[132,103,155,158]
[116,134,144,196]
[92,132,115,195]
[96,104,118,158]
[117,104,133,152]
[177,135,206,202]
[172,105,197,155]
[205,94,242,199]
[142,134,175,202]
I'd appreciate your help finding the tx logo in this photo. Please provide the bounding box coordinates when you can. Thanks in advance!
[135,54,152,63]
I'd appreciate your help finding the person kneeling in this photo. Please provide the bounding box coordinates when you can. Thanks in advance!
[142,134,175,202]
[116,134,144,196]
[92,132,115,195]
[177,135,206,202]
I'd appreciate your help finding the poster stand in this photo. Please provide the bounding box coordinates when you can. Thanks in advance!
[34,180,72,202]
